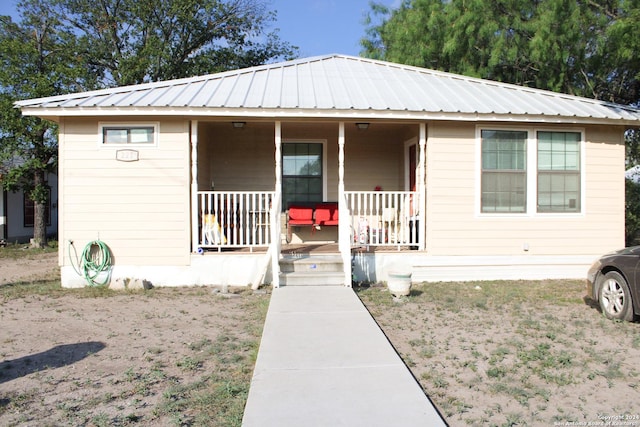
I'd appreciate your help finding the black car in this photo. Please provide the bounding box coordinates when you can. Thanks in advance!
[587,246,640,321]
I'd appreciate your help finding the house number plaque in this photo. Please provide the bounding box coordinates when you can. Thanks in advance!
[115,149,139,162]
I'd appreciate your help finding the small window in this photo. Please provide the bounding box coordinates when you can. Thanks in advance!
[102,125,155,145]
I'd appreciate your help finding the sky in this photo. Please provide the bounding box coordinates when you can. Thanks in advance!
[269,0,399,57]
[5,0,400,58]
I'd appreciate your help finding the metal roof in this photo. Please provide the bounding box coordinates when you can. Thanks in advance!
[15,54,640,125]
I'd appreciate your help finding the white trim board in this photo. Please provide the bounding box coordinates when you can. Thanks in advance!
[352,253,597,284]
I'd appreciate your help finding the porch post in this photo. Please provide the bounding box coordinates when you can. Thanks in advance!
[418,122,426,251]
[338,122,352,287]
[272,121,282,288]
[190,120,199,253]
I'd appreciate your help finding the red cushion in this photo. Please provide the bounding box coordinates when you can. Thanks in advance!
[288,206,314,225]
[315,203,339,226]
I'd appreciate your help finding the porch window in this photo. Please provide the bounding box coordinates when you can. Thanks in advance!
[23,187,51,227]
[100,124,156,145]
[481,130,527,213]
[282,142,323,210]
[537,131,581,212]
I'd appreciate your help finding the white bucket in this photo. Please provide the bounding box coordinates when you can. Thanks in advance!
[387,271,412,297]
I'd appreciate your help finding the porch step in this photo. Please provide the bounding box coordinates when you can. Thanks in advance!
[279,254,344,286]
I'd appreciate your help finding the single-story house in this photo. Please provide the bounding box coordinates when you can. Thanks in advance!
[15,54,640,288]
[0,172,58,244]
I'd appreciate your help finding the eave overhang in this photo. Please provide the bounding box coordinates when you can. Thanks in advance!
[18,105,640,127]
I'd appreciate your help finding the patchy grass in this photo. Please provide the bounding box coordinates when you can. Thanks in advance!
[0,253,270,427]
[0,280,113,300]
[357,280,640,426]
[0,241,57,259]
[7,250,640,426]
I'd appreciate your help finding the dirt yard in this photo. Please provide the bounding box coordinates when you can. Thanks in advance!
[357,281,640,426]
[0,250,269,426]
[4,250,640,426]
[0,250,59,286]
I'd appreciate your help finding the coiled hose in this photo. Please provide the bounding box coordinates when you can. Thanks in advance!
[69,240,112,287]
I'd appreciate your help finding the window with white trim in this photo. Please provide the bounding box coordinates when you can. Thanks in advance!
[481,130,527,213]
[537,131,581,213]
[479,128,583,215]
[282,142,323,210]
[101,124,156,145]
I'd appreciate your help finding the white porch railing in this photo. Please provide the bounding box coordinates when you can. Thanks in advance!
[344,191,419,249]
[196,190,419,251]
[197,191,275,250]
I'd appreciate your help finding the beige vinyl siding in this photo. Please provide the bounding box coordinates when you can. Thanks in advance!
[425,123,475,227]
[344,125,407,192]
[202,122,277,192]
[582,124,625,242]
[59,117,191,267]
[426,122,625,256]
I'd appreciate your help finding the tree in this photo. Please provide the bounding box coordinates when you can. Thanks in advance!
[1,0,298,246]
[50,0,298,86]
[0,0,93,247]
[626,179,640,245]
[362,0,639,104]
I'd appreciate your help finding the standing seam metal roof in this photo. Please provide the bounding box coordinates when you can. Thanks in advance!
[15,54,640,124]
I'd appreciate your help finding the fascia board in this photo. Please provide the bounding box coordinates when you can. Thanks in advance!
[17,106,640,127]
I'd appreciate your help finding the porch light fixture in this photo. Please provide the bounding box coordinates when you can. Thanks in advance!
[356,122,369,130]
[232,121,246,129]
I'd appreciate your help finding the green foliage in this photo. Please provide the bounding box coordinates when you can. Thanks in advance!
[1,0,298,247]
[49,0,298,86]
[0,1,91,246]
[362,0,639,104]
[626,129,640,166]
[626,178,640,245]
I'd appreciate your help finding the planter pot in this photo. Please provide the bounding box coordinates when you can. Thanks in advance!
[387,271,412,297]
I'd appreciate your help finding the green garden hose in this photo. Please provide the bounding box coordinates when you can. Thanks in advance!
[69,240,112,287]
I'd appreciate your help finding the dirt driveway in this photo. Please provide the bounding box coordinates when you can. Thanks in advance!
[0,252,269,426]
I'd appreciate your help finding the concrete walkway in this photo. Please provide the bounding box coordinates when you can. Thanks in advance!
[242,286,447,426]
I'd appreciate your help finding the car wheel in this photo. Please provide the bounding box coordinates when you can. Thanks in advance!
[598,271,634,321]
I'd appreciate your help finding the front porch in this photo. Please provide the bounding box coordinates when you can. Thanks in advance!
[194,189,421,288]
[190,120,427,287]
